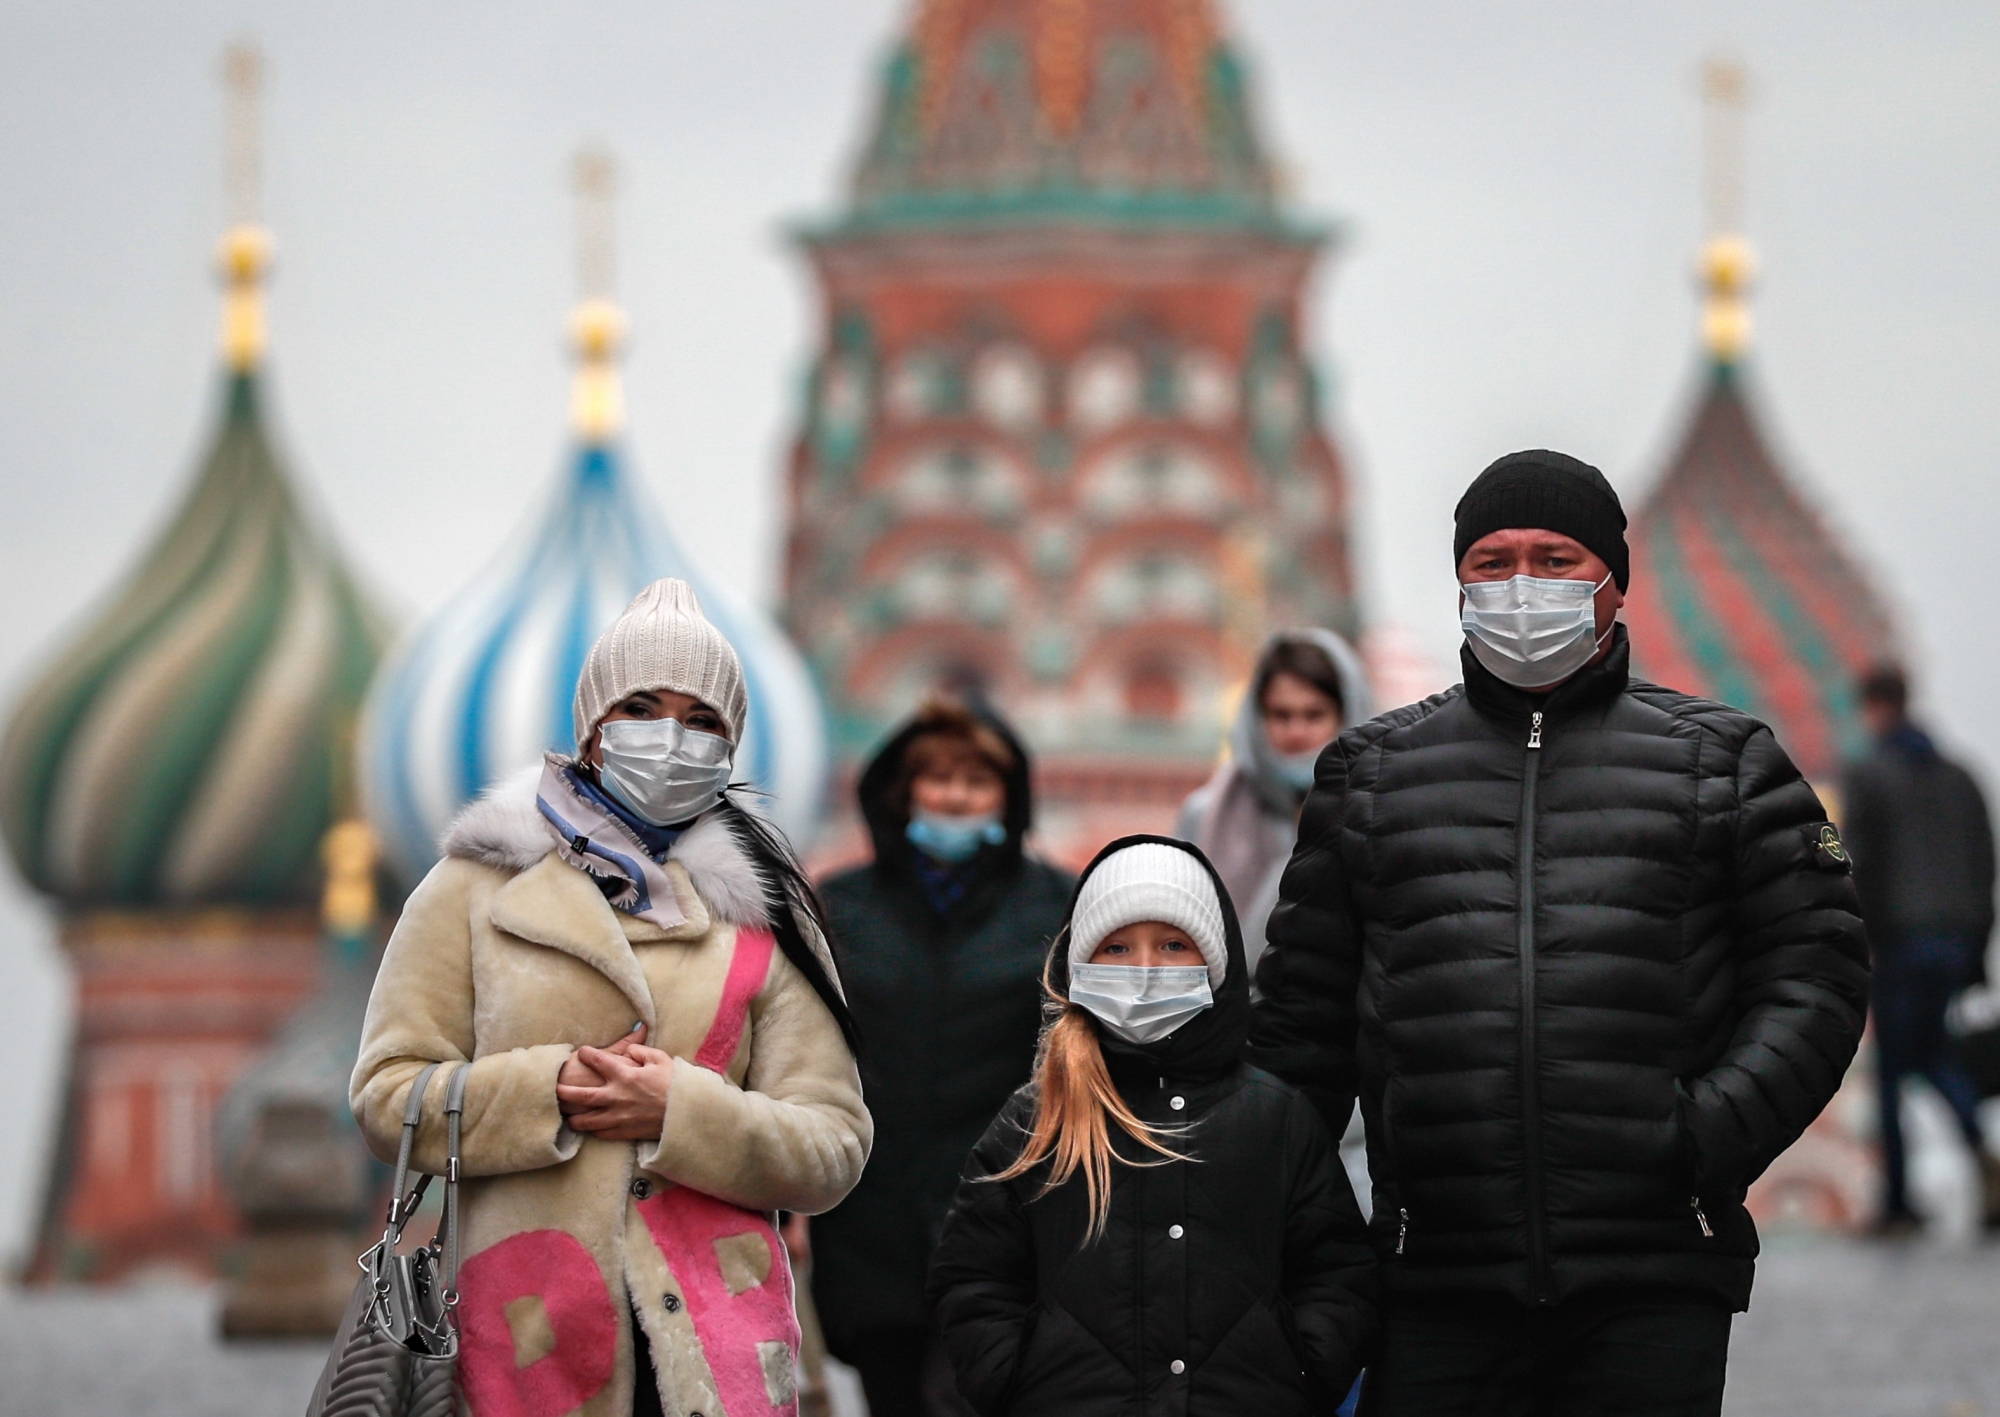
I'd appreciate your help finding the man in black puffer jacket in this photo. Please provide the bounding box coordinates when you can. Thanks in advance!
[1252,450,1870,1416]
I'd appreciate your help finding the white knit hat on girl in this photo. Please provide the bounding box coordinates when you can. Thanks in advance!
[572,578,748,745]
[1067,841,1229,989]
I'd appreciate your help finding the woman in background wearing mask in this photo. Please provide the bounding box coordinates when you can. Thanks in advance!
[352,578,869,1417]
[926,836,1377,1416]
[1177,629,1372,981]
[806,699,1073,1417]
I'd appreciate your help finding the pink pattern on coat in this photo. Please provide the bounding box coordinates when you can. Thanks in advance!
[456,1228,618,1417]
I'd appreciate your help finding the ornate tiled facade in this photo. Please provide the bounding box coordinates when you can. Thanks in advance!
[784,0,1357,858]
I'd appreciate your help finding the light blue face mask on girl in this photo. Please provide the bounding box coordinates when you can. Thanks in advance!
[906,810,1005,864]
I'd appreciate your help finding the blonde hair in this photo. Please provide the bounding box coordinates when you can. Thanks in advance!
[986,945,1191,1239]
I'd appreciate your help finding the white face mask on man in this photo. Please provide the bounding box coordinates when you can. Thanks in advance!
[1459,571,1614,690]
[596,716,734,826]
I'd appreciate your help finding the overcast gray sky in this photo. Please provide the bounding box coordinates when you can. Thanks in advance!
[0,0,1995,1261]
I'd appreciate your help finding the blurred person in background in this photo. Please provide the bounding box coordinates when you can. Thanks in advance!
[805,699,1073,1417]
[1254,451,1869,1417]
[1177,629,1373,982]
[351,580,868,1417]
[1842,664,2000,1235]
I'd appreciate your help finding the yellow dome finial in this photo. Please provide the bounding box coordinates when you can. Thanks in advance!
[217,41,272,371]
[1698,54,1752,365]
[569,145,626,441]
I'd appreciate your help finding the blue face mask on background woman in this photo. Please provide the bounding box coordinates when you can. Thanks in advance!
[906,810,1005,864]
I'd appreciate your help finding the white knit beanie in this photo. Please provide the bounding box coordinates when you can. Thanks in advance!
[571,578,748,746]
[1067,842,1229,988]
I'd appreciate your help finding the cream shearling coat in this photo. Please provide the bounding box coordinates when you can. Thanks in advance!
[351,771,871,1417]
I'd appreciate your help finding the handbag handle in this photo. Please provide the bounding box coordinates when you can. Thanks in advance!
[440,1062,470,1307]
[385,1062,443,1233]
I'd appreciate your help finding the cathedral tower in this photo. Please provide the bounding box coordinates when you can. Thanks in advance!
[784,0,1355,855]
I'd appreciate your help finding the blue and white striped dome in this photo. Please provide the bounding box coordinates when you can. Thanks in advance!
[361,428,828,886]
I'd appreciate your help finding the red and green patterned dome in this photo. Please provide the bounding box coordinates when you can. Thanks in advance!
[1624,245,1895,783]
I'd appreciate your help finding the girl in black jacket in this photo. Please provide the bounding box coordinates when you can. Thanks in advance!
[927,836,1378,1417]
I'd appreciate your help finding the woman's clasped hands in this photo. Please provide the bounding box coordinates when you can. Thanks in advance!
[556,1022,675,1141]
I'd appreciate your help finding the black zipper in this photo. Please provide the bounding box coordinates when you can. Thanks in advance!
[1519,710,1551,1303]
[1396,1207,1409,1256]
[1691,1196,1713,1238]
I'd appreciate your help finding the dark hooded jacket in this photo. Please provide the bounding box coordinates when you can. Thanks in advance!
[927,836,1378,1417]
[1841,721,1994,975]
[1251,630,1871,1312]
[810,711,1074,1350]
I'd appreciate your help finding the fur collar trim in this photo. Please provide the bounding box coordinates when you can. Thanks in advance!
[441,764,770,928]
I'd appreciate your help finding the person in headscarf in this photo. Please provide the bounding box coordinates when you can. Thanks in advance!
[1176,629,1373,978]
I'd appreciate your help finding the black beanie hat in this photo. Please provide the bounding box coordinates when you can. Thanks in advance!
[1452,449,1629,591]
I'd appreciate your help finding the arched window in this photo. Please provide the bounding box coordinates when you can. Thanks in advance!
[886,348,962,423]
[1089,552,1220,625]
[891,551,1016,626]
[1079,442,1225,519]
[971,344,1044,433]
[1067,346,1141,435]
[894,443,1025,517]
[1177,349,1238,427]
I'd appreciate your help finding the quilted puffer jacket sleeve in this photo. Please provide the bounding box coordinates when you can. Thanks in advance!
[927,1095,1039,1417]
[1279,1091,1379,1402]
[1249,737,1364,1142]
[1680,726,1870,1194]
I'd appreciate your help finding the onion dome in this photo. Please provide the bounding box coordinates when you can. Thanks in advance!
[1623,245,1896,783]
[0,203,387,906]
[361,152,828,884]
[840,0,1299,232]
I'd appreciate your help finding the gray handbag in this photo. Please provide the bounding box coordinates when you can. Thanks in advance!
[307,1061,468,1417]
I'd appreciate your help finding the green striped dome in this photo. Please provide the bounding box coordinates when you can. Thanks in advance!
[0,371,388,906]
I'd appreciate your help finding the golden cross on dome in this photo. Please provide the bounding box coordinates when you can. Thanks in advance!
[1697,53,1754,365]
[569,144,627,441]
[217,40,273,371]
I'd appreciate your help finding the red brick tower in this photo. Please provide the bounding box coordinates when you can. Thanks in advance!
[785,0,1355,860]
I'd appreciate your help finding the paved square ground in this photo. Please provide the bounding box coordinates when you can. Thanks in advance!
[0,1239,1991,1416]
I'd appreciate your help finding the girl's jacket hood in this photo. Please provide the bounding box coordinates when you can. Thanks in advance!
[1050,834,1248,1084]
[855,704,1037,873]
[1231,627,1374,816]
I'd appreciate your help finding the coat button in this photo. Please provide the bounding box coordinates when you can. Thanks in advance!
[1170,1359,1186,1375]
[1169,1096,1185,1111]
[1168,1224,1184,1239]
[630,1178,652,1199]
[662,1293,680,1313]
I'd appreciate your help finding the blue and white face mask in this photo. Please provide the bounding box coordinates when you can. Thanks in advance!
[906,810,1006,864]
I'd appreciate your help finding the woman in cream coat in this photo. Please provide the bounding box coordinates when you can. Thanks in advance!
[352,578,869,1417]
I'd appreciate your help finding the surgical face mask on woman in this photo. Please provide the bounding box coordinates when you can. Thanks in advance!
[596,716,734,827]
[1070,920,1215,1045]
[1459,570,1614,690]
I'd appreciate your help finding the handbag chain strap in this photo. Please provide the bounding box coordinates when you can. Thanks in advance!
[440,1063,470,1309]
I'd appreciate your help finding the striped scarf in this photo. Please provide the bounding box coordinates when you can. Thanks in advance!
[534,755,690,932]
